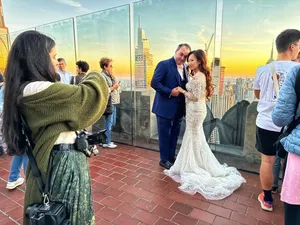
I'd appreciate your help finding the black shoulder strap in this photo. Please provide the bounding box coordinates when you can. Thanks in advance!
[21,115,51,196]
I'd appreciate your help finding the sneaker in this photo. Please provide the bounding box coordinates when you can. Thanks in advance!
[6,178,24,190]
[100,142,113,146]
[258,192,273,212]
[102,143,117,149]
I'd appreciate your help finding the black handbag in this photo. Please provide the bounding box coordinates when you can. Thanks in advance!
[273,69,300,159]
[20,115,70,225]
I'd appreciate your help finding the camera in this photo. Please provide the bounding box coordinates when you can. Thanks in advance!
[75,129,107,157]
[87,130,107,145]
[26,202,70,225]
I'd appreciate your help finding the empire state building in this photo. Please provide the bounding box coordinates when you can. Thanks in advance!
[135,16,154,89]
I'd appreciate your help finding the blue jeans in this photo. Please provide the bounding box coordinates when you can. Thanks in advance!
[8,154,28,182]
[112,104,117,127]
[105,105,117,144]
[273,153,281,188]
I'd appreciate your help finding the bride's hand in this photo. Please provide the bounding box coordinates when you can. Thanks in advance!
[177,87,184,93]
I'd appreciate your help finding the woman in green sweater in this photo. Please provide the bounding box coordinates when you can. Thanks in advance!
[2,31,109,224]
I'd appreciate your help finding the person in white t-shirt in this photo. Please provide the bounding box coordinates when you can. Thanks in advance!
[253,29,300,212]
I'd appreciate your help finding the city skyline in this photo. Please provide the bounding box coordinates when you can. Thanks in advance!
[2,0,300,78]
[1,0,276,151]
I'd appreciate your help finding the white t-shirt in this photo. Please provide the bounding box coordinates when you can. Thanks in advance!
[253,61,299,132]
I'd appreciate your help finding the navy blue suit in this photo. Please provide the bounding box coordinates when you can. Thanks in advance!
[151,57,187,163]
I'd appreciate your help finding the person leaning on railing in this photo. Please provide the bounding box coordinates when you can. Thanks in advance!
[2,30,109,225]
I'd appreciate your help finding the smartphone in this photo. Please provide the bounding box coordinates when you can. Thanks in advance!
[118,81,121,84]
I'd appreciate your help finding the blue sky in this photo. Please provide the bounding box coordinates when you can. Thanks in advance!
[220,0,300,76]
[4,0,300,78]
[3,0,217,76]
[3,0,133,31]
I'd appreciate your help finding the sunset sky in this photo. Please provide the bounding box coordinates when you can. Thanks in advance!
[221,0,300,77]
[3,0,300,77]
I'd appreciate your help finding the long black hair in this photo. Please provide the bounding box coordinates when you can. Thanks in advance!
[2,30,58,155]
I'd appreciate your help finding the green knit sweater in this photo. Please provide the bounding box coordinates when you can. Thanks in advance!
[22,72,108,222]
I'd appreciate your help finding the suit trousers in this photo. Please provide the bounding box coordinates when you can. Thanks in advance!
[156,115,182,163]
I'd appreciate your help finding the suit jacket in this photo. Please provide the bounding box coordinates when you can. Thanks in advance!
[151,57,188,119]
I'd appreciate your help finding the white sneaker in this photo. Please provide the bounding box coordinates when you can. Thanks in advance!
[101,142,113,146]
[102,143,117,149]
[6,177,24,190]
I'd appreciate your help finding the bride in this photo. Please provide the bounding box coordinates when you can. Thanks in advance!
[164,49,246,200]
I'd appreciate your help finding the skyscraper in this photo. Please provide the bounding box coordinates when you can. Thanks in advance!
[135,16,154,89]
[218,66,225,95]
[0,0,9,72]
[235,78,245,103]
[211,57,220,95]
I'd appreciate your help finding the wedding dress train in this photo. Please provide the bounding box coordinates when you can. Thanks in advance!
[164,72,246,200]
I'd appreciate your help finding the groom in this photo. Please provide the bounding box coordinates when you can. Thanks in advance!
[151,43,191,169]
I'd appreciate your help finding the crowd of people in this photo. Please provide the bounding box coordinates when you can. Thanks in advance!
[0,28,299,224]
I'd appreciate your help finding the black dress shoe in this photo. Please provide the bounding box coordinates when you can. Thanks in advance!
[169,157,176,164]
[159,160,173,169]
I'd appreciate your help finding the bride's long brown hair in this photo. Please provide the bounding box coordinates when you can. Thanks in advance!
[187,49,214,100]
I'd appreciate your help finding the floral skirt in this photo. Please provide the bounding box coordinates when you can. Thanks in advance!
[49,148,95,225]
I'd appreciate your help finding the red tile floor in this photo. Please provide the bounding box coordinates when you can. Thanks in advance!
[0,144,284,225]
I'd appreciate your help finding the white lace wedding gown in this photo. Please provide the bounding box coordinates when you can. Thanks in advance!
[164,72,246,200]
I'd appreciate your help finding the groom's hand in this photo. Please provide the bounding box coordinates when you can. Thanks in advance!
[171,88,180,97]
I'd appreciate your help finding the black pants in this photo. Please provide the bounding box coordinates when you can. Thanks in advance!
[284,202,300,225]
[156,115,182,163]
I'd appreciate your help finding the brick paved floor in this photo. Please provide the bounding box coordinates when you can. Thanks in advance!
[0,144,284,225]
